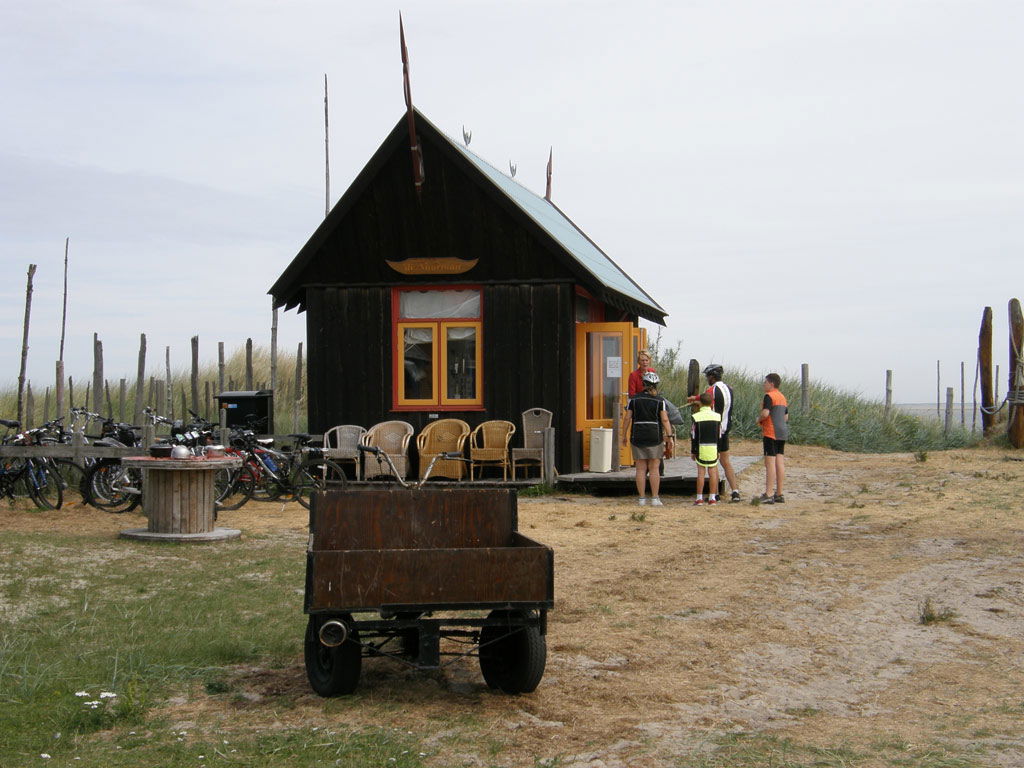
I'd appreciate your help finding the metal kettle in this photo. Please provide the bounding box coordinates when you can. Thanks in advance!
[170,445,191,459]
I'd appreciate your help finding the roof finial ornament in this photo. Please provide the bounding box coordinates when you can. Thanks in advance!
[462,126,472,146]
[545,147,553,201]
[399,12,425,196]
[509,161,517,178]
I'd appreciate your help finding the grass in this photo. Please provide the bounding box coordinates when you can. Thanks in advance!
[918,597,958,625]
[0,530,429,767]
[650,342,979,453]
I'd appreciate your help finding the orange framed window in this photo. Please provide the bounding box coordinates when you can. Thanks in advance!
[393,288,483,410]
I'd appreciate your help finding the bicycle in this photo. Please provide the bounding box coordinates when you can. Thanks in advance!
[218,431,348,510]
[0,419,63,509]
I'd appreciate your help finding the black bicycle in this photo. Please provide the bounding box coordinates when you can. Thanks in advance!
[0,419,63,509]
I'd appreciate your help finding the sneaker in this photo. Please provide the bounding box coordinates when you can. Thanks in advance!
[638,497,648,506]
[693,498,704,506]
[730,490,741,503]
[773,494,785,504]
[757,493,774,505]
[650,497,664,507]
[708,497,718,506]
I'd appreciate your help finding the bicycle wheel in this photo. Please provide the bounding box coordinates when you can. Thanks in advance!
[51,458,88,503]
[295,458,347,509]
[26,460,64,510]
[214,466,255,511]
[86,459,142,513]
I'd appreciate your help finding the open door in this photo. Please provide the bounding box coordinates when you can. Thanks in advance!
[575,322,635,469]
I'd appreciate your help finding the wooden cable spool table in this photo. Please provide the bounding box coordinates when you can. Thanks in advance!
[118,456,242,542]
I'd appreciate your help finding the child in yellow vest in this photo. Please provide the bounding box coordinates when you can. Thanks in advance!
[690,392,722,505]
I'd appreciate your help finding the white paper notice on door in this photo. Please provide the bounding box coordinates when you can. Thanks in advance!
[606,356,622,378]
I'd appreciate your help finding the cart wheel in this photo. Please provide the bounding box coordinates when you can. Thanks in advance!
[478,610,546,694]
[304,614,361,696]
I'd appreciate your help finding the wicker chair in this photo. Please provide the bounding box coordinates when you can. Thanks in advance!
[323,425,367,480]
[416,419,470,481]
[469,420,516,480]
[360,421,414,479]
[511,408,553,479]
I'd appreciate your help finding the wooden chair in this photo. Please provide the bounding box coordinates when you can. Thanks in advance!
[360,421,414,479]
[469,420,516,480]
[323,425,367,480]
[511,408,553,479]
[416,419,470,481]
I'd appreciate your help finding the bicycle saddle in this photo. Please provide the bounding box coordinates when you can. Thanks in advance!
[0,419,20,429]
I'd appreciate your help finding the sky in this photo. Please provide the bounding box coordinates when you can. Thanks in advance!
[1,0,1022,405]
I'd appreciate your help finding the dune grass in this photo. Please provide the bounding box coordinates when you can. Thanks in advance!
[0,346,307,433]
[650,343,978,453]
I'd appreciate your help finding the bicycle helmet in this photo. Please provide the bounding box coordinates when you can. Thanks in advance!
[703,364,724,378]
[641,371,660,386]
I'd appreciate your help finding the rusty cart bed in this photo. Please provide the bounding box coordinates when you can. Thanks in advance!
[304,488,554,695]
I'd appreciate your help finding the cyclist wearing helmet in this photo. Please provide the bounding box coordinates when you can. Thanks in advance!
[688,363,740,502]
[621,370,673,507]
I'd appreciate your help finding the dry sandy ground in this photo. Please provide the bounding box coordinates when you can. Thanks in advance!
[5,439,1024,766]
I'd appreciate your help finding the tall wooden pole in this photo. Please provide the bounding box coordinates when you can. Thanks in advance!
[800,363,810,411]
[55,238,69,421]
[92,333,104,414]
[134,333,147,424]
[190,336,200,414]
[245,338,254,390]
[218,341,225,394]
[884,370,893,421]
[17,265,37,425]
[324,73,330,218]
[293,342,303,432]
[944,387,954,435]
[1008,298,1024,448]
[936,360,941,418]
[979,306,994,435]
[270,303,279,393]
[165,346,173,419]
[960,361,965,426]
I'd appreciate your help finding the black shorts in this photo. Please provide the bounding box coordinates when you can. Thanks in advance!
[717,431,730,453]
[763,437,785,456]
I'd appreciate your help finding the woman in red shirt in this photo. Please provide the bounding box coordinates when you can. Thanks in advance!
[628,350,655,397]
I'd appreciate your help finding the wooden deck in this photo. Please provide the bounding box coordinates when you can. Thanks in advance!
[555,455,761,494]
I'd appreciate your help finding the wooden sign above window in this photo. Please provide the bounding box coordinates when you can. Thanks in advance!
[386,257,478,275]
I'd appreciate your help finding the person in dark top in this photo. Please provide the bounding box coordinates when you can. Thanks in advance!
[620,371,673,507]
[687,364,740,501]
[690,391,722,505]
[758,372,790,504]
[628,350,656,397]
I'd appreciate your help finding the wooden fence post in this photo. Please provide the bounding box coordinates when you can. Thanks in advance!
[191,336,200,414]
[43,387,51,423]
[960,361,965,427]
[134,333,147,425]
[800,363,810,411]
[92,334,104,414]
[26,383,34,429]
[271,303,278,393]
[165,346,173,419]
[68,376,75,410]
[205,381,211,420]
[119,378,127,423]
[219,406,229,448]
[245,338,254,390]
[292,342,303,432]
[218,342,225,395]
[55,361,64,423]
[980,307,994,435]
[884,370,893,421]
[17,265,36,426]
[936,360,941,418]
[944,387,954,435]
[1009,298,1024,448]
[542,427,556,485]
[105,380,113,418]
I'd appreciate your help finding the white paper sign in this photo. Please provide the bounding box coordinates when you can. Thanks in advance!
[606,356,622,378]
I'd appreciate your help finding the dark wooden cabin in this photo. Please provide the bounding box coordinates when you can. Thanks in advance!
[270,109,666,474]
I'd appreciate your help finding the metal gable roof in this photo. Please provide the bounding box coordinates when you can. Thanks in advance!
[431,123,666,321]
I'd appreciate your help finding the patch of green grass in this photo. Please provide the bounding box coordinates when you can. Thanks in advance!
[519,482,557,497]
[918,597,958,625]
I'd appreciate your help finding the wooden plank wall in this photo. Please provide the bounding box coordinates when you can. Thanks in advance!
[305,283,580,472]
